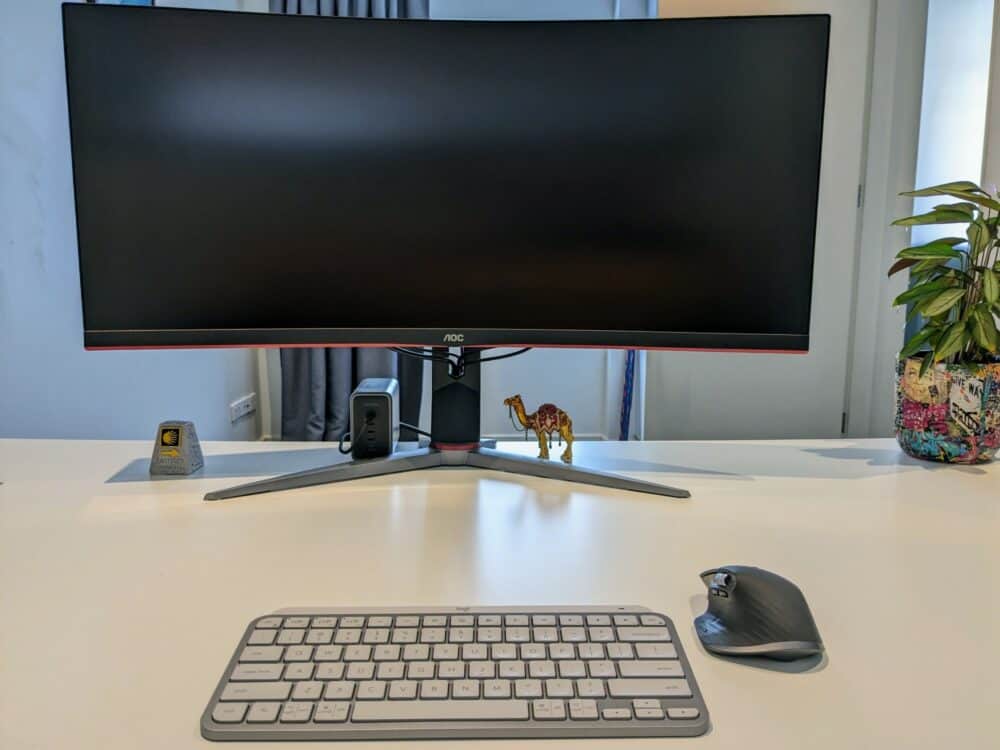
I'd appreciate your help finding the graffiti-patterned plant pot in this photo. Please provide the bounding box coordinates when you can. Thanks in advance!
[895,357,1000,463]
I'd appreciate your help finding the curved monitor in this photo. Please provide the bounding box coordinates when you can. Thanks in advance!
[63,5,829,350]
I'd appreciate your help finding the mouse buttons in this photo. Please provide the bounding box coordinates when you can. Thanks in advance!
[699,568,736,598]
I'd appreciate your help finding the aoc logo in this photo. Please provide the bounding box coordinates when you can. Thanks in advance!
[443,333,465,343]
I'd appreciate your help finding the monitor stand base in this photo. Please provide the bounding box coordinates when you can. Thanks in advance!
[203,445,690,501]
[204,347,690,502]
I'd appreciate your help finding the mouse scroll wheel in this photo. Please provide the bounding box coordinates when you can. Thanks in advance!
[712,572,733,589]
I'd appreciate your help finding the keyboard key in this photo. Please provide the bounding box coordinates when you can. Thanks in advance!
[352,699,529,722]
[392,628,418,644]
[334,629,361,644]
[478,627,502,642]
[532,615,556,626]
[569,698,599,720]
[284,645,313,662]
[588,627,615,642]
[561,627,586,642]
[452,679,480,699]
[239,646,282,663]
[578,643,605,660]
[514,679,542,698]
[438,661,464,679]
[585,615,610,626]
[221,682,291,701]
[603,707,632,720]
[344,645,372,661]
[305,628,333,645]
[420,628,446,643]
[247,629,277,645]
[346,662,375,680]
[575,679,605,698]
[377,661,405,680]
[284,617,310,629]
[463,644,488,660]
[314,645,343,661]
[368,616,392,628]
[588,660,616,678]
[212,703,247,723]
[637,707,665,719]
[491,644,516,660]
[451,615,475,627]
[529,661,556,679]
[633,699,660,710]
[533,699,566,720]
[505,615,529,626]
[607,679,692,698]
[374,645,400,661]
[363,628,389,644]
[468,661,495,678]
[521,644,546,660]
[499,661,525,679]
[641,615,667,626]
[616,627,672,642]
[395,616,420,628]
[559,615,583,626]
[559,661,586,678]
[505,627,530,643]
[423,616,447,627]
[544,679,574,698]
[449,627,474,643]
[388,680,418,699]
[276,629,305,645]
[549,643,575,660]
[636,643,678,659]
[607,643,634,660]
[230,664,283,681]
[667,707,700,720]
[312,616,338,628]
[613,615,639,626]
[408,662,435,680]
[432,644,459,661]
[483,679,511,698]
[246,702,281,723]
[478,615,502,626]
[340,616,365,628]
[533,627,558,642]
[421,680,449,699]
[256,617,283,629]
[324,681,355,700]
[619,660,684,678]
[356,681,387,700]
[402,644,430,661]
[283,662,315,680]
[279,702,313,723]
[291,681,323,700]
[314,701,350,722]
[315,662,345,680]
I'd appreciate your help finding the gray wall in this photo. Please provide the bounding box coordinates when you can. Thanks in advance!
[0,0,260,440]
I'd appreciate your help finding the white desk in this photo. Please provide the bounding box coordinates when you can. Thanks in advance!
[0,438,996,749]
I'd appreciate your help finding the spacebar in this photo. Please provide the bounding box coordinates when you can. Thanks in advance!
[352,700,529,722]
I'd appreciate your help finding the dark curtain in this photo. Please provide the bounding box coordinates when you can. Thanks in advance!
[274,0,429,442]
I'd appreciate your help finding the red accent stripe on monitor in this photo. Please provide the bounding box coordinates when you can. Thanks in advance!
[85,342,807,354]
[432,442,481,451]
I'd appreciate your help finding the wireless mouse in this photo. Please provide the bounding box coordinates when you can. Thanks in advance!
[695,565,824,661]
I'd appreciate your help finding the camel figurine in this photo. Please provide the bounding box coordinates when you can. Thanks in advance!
[504,394,574,463]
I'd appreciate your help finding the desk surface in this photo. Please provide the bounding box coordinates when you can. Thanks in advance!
[0,438,996,749]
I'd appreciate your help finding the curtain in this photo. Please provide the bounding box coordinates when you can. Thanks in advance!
[274,0,429,442]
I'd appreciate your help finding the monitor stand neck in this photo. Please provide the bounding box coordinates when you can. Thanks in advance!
[203,348,689,502]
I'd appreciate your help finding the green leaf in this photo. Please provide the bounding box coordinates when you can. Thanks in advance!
[896,242,963,260]
[893,209,972,226]
[968,219,991,257]
[893,279,954,307]
[887,258,918,277]
[934,321,968,362]
[985,269,1000,304]
[919,350,935,377]
[899,327,936,359]
[902,181,987,196]
[934,202,978,217]
[919,288,966,317]
[971,306,999,353]
[911,257,952,275]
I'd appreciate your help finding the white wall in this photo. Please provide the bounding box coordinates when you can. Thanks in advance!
[0,0,260,440]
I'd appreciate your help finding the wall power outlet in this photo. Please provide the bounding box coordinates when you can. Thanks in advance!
[230,393,257,424]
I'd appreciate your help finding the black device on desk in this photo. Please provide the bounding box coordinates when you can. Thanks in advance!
[62,4,829,503]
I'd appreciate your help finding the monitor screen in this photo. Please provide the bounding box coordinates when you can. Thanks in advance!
[63,6,829,350]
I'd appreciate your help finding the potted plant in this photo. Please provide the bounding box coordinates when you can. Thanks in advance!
[890,180,1000,463]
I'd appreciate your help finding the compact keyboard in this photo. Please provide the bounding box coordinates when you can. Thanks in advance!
[201,607,709,740]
